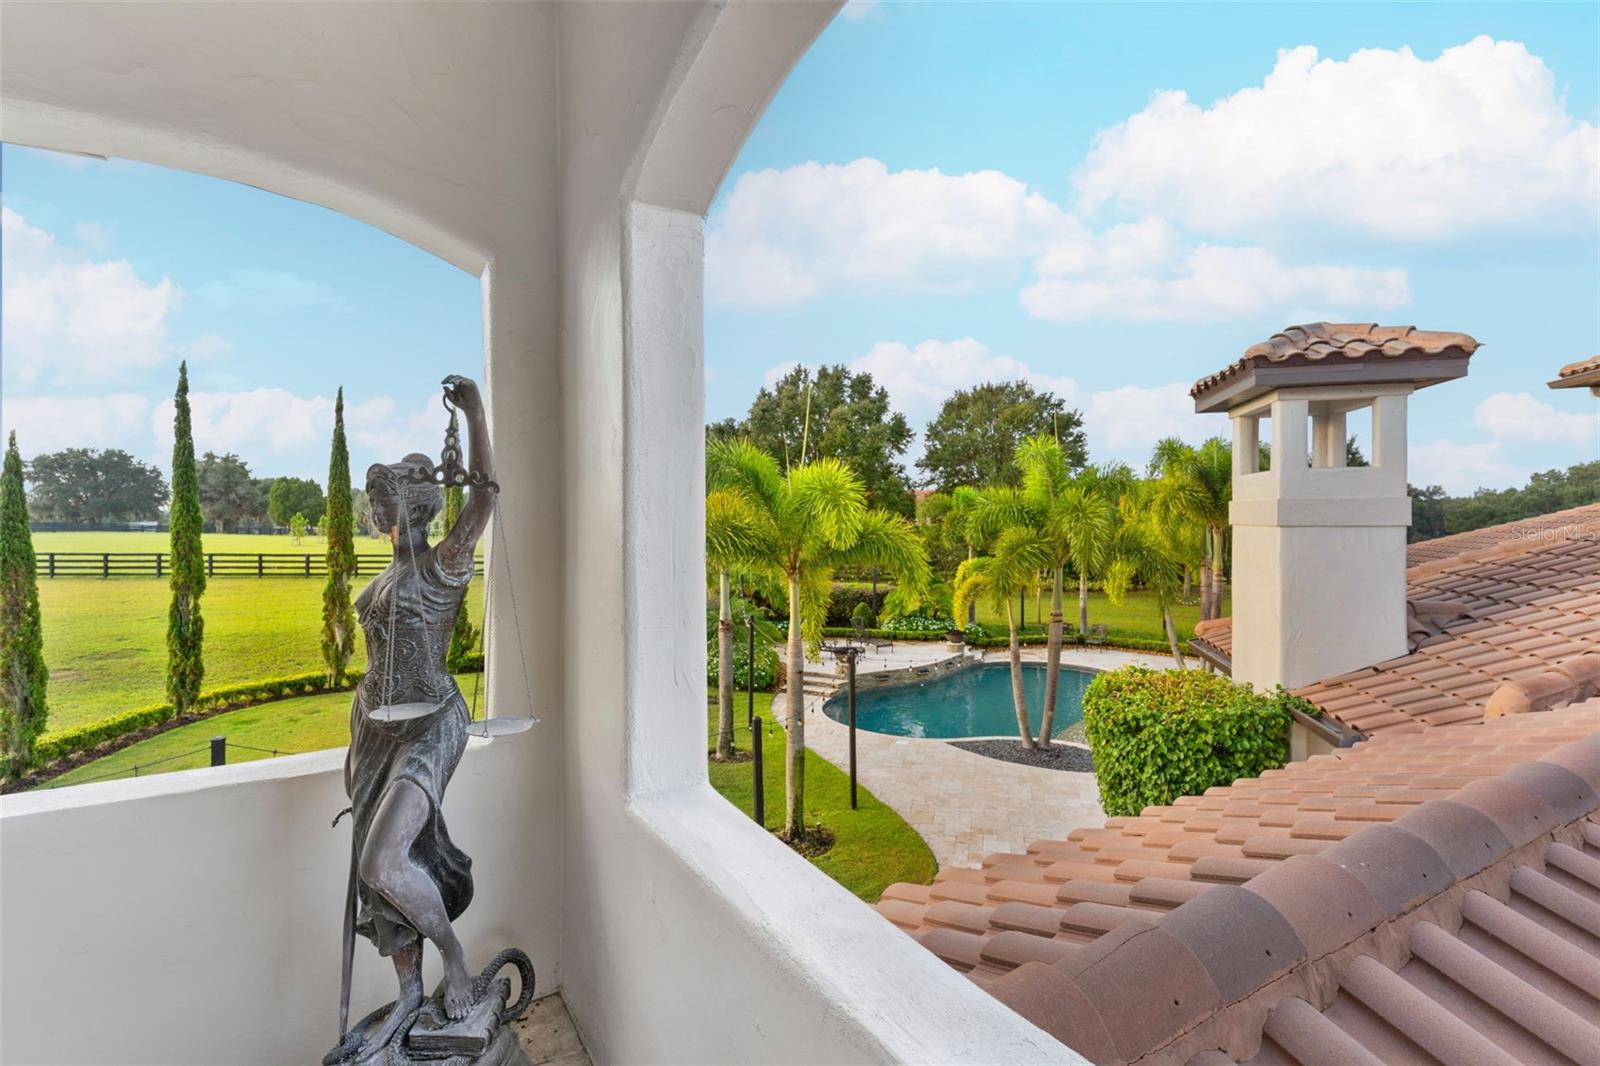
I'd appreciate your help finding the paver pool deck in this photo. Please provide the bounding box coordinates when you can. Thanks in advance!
[794,641,1173,868]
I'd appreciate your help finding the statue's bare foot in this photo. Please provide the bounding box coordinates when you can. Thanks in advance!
[358,985,423,1059]
[441,956,474,1020]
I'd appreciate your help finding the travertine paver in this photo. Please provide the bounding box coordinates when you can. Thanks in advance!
[513,993,591,1066]
[797,643,1173,868]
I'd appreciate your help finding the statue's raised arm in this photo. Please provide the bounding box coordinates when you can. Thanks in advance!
[436,374,496,577]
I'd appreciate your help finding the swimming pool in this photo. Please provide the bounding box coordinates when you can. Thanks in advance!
[822,662,1094,739]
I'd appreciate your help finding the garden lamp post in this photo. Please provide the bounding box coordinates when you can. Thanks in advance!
[745,615,756,728]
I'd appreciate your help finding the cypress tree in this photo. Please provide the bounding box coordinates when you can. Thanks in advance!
[0,432,48,777]
[167,361,206,714]
[443,484,480,671]
[321,388,357,685]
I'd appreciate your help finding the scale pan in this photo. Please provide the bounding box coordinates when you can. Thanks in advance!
[466,716,538,738]
[368,700,444,723]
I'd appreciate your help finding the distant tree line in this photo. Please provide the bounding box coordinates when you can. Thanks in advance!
[1408,461,1600,542]
[21,446,379,536]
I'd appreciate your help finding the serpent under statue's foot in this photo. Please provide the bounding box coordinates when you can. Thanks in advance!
[325,948,537,1066]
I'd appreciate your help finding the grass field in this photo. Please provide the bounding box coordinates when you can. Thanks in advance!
[44,672,485,789]
[36,569,484,731]
[707,692,937,901]
[972,586,1230,643]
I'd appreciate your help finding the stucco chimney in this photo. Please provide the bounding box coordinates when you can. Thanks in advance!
[1190,323,1478,691]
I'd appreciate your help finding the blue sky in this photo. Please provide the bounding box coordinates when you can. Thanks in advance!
[706,1,1599,491]
[3,1,1596,494]
[2,145,481,484]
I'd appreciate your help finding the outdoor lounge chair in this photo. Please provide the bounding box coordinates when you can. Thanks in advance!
[1087,623,1107,650]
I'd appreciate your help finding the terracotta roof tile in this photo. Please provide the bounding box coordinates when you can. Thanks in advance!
[1189,323,1478,408]
[876,703,1600,1064]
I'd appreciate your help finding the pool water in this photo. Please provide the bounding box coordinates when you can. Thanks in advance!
[823,663,1093,739]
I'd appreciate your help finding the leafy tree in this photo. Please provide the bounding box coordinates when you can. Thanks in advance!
[1,432,48,777]
[322,388,358,685]
[24,448,169,523]
[352,487,377,537]
[736,364,915,515]
[711,448,930,840]
[1407,461,1600,541]
[269,476,326,528]
[707,440,778,759]
[168,363,207,715]
[442,483,481,672]
[290,511,308,542]
[1408,484,1449,541]
[918,381,1085,491]
[248,477,274,530]
[198,451,258,532]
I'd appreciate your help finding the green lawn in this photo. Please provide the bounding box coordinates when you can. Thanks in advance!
[36,573,484,731]
[707,692,937,902]
[975,587,1229,643]
[43,673,485,789]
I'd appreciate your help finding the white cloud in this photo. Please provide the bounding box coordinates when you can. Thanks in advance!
[2,207,184,386]
[706,159,1411,321]
[151,388,333,458]
[1082,383,1214,461]
[196,269,337,311]
[707,159,1068,308]
[849,338,1080,424]
[1076,37,1600,240]
[1021,243,1409,322]
[1473,391,1598,448]
[1409,439,1532,495]
[1,393,151,456]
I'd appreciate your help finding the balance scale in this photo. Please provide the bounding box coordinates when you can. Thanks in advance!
[366,386,537,739]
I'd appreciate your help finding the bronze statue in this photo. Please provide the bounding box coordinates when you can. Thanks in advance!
[326,375,533,1066]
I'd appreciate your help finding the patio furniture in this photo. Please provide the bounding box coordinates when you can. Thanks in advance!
[1087,623,1107,651]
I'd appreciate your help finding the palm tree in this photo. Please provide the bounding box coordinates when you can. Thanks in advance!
[1007,437,1134,744]
[1151,436,1232,620]
[952,527,1052,748]
[707,440,780,760]
[1106,482,1189,668]
[710,447,930,840]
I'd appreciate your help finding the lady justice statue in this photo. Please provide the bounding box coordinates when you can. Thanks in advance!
[326,375,533,1066]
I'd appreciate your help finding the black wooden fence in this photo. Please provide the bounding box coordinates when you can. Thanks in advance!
[39,551,407,578]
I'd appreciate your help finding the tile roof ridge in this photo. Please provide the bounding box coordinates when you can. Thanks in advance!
[992,726,1593,1056]
[1406,502,1600,574]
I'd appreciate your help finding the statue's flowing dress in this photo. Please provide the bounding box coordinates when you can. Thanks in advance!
[345,546,474,955]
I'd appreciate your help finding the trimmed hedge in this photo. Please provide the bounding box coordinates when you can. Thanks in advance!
[32,670,364,766]
[1083,666,1309,817]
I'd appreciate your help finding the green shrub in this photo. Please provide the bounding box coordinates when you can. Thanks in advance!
[826,586,887,626]
[850,601,877,627]
[1083,666,1305,817]
[708,635,778,691]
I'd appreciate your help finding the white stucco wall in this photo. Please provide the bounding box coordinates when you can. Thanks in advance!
[0,741,551,1064]
[1,4,1078,1063]
[1229,389,1412,691]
